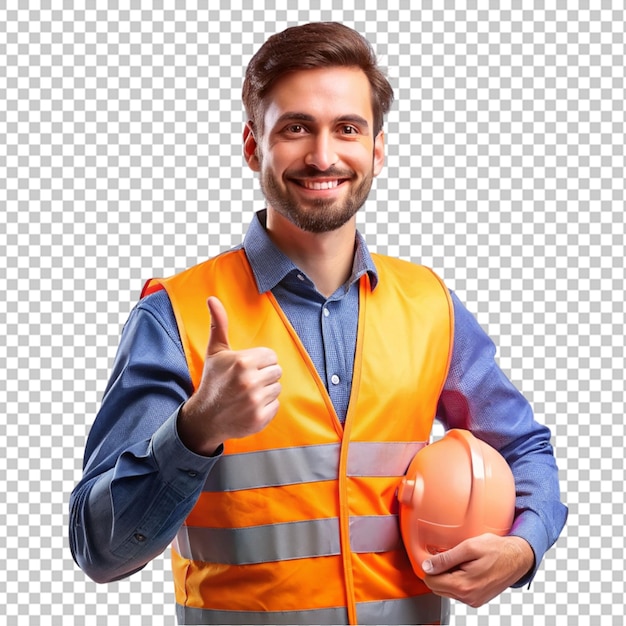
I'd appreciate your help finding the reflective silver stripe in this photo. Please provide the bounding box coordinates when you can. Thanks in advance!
[177,604,347,625]
[350,515,401,553]
[203,441,427,492]
[357,595,449,625]
[174,518,341,564]
[174,515,400,564]
[176,596,447,625]
[203,444,340,491]
[348,441,427,477]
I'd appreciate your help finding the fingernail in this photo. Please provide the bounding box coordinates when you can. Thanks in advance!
[422,559,433,574]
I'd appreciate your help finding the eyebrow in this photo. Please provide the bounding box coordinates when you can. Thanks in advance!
[272,112,371,133]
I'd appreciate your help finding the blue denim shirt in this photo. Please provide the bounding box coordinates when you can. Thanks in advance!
[70,211,567,587]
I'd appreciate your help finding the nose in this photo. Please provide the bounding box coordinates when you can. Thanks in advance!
[304,132,338,171]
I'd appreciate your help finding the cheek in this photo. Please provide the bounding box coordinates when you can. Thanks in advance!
[265,147,304,177]
[344,138,374,158]
[349,145,377,172]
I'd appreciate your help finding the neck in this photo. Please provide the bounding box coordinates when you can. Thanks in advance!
[266,209,357,298]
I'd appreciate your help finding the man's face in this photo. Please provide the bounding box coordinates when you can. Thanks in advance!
[244,67,385,233]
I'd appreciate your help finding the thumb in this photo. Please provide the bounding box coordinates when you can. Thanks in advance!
[422,545,464,576]
[207,296,230,354]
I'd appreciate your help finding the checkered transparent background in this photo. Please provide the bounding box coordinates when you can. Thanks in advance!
[1,2,624,625]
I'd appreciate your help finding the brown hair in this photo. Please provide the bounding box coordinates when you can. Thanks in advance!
[242,22,394,136]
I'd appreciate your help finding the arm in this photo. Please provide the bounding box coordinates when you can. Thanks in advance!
[69,293,282,584]
[425,292,568,605]
[69,291,220,583]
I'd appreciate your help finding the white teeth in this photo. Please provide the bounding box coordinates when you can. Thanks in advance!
[302,180,339,190]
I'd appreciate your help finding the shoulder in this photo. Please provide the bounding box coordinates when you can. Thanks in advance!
[371,253,440,279]
[142,247,247,295]
[136,287,175,321]
[167,247,246,280]
[126,288,182,349]
[370,253,450,298]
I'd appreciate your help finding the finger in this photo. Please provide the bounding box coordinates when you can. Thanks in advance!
[421,572,462,601]
[248,347,280,370]
[259,381,282,408]
[422,543,469,576]
[256,363,283,386]
[245,394,281,436]
[259,397,281,423]
[207,297,230,355]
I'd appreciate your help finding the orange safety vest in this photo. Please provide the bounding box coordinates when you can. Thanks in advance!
[142,248,454,625]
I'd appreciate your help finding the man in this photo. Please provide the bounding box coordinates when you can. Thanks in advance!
[70,22,567,625]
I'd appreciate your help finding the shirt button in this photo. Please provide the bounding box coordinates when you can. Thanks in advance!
[323,307,330,317]
[297,274,305,281]
[187,470,198,477]
[331,374,340,385]
[134,533,147,542]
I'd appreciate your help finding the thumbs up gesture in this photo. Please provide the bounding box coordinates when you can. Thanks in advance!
[177,297,282,456]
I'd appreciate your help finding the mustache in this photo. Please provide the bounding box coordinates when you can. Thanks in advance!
[286,166,355,179]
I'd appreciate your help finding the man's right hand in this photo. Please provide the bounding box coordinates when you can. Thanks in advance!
[177,296,282,456]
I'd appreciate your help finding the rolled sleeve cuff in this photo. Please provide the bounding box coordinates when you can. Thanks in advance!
[151,404,223,496]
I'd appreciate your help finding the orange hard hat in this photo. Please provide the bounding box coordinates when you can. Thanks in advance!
[397,429,516,579]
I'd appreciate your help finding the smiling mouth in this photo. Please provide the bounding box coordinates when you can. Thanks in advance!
[294,178,348,190]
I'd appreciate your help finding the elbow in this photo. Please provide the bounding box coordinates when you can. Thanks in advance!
[77,560,119,585]
[69,485,134,585]
[86,564,143,585]
[70,533,144,585]
[68,524,117,585]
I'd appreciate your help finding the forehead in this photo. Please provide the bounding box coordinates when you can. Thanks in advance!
[262,67,374,130]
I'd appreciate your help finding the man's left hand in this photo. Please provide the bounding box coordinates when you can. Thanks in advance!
[421,534,535,608]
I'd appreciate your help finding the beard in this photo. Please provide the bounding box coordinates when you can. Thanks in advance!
[259,164,375,234]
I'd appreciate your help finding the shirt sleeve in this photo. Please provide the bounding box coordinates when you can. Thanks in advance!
[436,292,568,587]
[69,290,221,584]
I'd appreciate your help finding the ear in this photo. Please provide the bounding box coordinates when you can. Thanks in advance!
[243,122,261,172]
[373,130,385,177]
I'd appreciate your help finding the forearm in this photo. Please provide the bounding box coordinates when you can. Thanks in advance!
[442,382,567,582]
[70,410,219,583]
[502,428,568,586]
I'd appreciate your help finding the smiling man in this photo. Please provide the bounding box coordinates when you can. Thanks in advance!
[242,64,385,298]
[248,66,384,237]
[70,22,567,625]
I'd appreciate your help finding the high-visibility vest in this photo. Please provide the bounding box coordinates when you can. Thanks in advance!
[142,247,454,625]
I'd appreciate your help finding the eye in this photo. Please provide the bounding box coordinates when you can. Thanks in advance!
[340,125,359,135]
[286,124,306,134]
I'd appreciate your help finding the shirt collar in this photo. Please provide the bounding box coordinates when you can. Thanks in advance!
[243,210,379,295]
